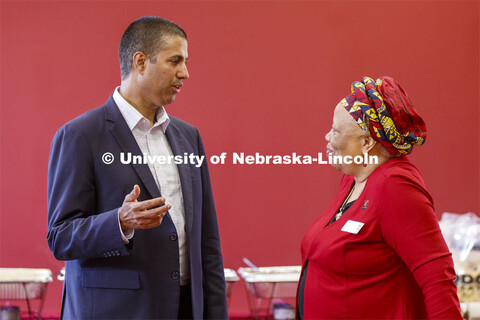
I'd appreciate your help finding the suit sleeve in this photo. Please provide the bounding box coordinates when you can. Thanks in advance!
[378,174,462,319]
[196,129,228,319]
[47,123,131,261]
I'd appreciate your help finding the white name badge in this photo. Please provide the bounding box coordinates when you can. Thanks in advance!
[341,220,364,234]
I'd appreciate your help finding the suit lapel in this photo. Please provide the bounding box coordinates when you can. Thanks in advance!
[165,121,194,235]
[104,96,161,200]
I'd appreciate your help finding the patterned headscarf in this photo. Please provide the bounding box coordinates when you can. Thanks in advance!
[340,76,426,157]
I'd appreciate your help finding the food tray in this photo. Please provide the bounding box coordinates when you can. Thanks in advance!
[58,266,240,300]
[59,266,239,281]
[0,268,52,300]
[224,268,240,282]
[237,266,301,299]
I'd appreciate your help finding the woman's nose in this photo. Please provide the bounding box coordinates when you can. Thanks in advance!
[325,129,332,142]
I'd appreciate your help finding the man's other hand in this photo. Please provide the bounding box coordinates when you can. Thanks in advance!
[119,185,170,230]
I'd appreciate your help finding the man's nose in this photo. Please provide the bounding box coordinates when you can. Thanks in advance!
[178,64,189,79]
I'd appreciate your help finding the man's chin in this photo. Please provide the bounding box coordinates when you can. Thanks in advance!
[162,94,176,106]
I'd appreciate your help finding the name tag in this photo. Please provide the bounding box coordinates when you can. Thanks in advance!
[341,220,364,234]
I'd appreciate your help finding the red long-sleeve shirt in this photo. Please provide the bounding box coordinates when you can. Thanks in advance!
[300,156,461,319]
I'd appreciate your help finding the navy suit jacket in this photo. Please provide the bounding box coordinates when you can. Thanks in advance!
[47,96,228,319]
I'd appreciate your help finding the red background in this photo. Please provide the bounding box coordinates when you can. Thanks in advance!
[1,0,479,315]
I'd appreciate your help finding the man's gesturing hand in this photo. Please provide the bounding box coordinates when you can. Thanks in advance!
[119,185,171,230]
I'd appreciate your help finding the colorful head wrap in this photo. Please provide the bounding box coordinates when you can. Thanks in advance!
[340,76,426,157]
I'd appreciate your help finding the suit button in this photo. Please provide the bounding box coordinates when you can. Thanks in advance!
[170,234,177,241]
[171,271,179,280]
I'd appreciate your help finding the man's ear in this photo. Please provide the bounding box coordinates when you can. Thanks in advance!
[361,135,377,154]
[132,51,148,75]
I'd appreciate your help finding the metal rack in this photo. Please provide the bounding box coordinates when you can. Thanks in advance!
[224,268,240,305]
[237,266,301,318]
[0,268,52,320]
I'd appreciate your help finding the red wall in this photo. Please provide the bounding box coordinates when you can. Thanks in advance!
[1,1,479,315]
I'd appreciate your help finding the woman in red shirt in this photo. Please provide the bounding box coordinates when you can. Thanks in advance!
[297,76,461,319]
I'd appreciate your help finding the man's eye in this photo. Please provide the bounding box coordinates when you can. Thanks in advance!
[171,60,179,64]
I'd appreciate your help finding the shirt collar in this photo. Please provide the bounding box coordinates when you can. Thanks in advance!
[113,87,170,133]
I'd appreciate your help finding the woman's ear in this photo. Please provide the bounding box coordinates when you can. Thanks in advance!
[361,135,376,154]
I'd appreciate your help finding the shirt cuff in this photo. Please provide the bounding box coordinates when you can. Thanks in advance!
[118,212,134,244]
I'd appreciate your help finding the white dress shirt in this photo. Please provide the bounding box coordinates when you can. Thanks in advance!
[113,87,190,285]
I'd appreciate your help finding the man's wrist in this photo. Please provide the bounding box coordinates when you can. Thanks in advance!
[118,211,134,244]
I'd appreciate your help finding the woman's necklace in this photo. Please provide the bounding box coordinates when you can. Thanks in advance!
[334,185,355,221]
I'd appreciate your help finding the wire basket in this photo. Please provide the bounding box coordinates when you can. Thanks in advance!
[237,266,301,317]
[0,268,53,319]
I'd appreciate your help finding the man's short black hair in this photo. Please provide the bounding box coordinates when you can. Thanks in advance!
[119,16,187,80]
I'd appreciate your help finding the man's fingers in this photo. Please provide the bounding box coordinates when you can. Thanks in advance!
[136,196,167,211]
[137,203,171,219]
[119,193,171,230]
[124,185,141,202]
[135,216,166,229]
[130,206,170,229]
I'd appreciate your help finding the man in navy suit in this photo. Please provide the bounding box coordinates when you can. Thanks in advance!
[47,16,228,319]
